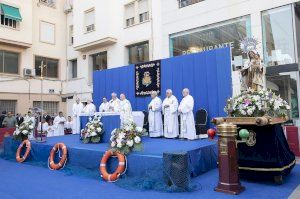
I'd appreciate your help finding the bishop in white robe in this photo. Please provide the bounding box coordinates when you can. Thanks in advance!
[83,99,96,116]
[99,97,109,112]
[72,98,84,134]
[162,89,179,138]
[148,91,163,137]
[53,112,66,136]
[178,88,196,140]
[119,94,133,126]
[108,92,121,112]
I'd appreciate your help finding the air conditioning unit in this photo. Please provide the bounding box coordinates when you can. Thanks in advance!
[23,68,36,77]
[64,3,72,13]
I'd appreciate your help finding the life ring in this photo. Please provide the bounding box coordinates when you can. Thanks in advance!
[48,143,68,170]
[100,150,126,182]
[16,140,31,163]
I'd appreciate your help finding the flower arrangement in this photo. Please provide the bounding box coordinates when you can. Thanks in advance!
[225,89,290,117]
[110,122,146,155]
[13,120,34,141]
[80,115,104,144]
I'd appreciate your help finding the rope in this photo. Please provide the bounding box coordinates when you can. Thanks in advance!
[47,146,67,170]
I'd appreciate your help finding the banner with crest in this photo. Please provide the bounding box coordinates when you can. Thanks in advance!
[135,60,161,96]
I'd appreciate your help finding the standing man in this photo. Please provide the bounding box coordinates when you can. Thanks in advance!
[24,111,36,139]
[1,112,17,128]
[178,88,196,140]
[162,89,179,138]
[16,113,24,126]
[99,97,109,112]
[119,93,133,126]
[148,91,163,137]
[72,98,84,134]
[0,111,7,128]
[53,112,66,136]
[108,92,120,112]
[83,99,96,116]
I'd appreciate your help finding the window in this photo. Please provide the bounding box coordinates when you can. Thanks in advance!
[138,0,149,23]
[262,5,296,66]
[40,21,55,44]
[0,100,17,114]
[0,4,22,29]
[39,0,56,7]
[35,56,59,78]
[128,41,149,64]
[70,59,77,79]
[33,101,59,116]
[84,9,95,33]
[125,3,135,27]
[69,25,74,45]
[170,16,251,71]
[0,50,19,74]
[91,52,107,71]
[178,0,204,8]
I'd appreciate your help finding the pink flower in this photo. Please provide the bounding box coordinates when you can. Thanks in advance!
[244,99,251,105]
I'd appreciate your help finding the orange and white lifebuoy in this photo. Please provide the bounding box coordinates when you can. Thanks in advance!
[16,139,31,163]
[48,143,67,170]
[100,150,126,182]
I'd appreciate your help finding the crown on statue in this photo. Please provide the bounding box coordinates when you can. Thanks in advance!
[239,37,259,54]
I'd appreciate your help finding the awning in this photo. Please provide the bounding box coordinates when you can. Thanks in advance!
[0,4,22,21]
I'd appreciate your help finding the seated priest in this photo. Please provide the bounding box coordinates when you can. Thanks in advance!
[53,112,66,136]
[148,91,163,137]
[178,88,197,140]
[119,93,133,126]
[162,89,179,138]
[83,99,96,116]
[108,92,121,112]
[99,97,109,112]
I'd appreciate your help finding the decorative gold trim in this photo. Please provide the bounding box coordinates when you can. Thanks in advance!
[239,160,296,172]
[212,116,287,126]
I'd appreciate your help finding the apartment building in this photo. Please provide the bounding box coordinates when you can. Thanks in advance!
[0,0,67,115]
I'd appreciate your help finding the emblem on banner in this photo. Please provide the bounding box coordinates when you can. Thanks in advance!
[142,71,152,87]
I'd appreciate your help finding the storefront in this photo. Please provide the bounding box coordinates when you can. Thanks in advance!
[169,15,251,71]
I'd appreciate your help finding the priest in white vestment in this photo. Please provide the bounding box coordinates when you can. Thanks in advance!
[119,94,133,126]
[72,98,84,134]
[37,118,49,136]
[178,88,196,140]
[148,91,163,137]
[83,99,96,116]
[162,89,179,138]
[53,112,66,136]
[24,111,36,139]
[99,97,109,112]
[108,92,120,112]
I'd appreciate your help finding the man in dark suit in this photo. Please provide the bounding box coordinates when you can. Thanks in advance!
[16,113,24,126]
[0,111,7,128]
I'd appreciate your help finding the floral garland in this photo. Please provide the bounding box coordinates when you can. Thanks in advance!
[225,89,290,117]
[80,115,104,143]
[13,120,34,141]
[110,122,146,155]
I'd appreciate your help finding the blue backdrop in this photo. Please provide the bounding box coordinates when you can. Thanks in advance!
[93,48,232,124]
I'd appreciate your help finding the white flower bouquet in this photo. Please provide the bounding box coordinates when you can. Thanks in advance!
[225,89,290,117]
[80,115,104,143]
[110,122,146,155]
[13,120,34,141]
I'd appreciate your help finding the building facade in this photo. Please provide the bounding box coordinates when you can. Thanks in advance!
[1,0,300,126]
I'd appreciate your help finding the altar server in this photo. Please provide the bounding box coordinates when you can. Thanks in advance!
[37,117,49,135]
[64,116,73,134]
[53,112,66,136]
[72,98,84,134]
[148,91,163,137]
[178,88,196,140]
[120,94,133,126]
[108,92,120,112]
[83,99,96,116]
[162,89,179,138]
[99,97,109,112]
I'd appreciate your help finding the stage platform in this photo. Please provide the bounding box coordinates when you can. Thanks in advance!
[3,135,217,180]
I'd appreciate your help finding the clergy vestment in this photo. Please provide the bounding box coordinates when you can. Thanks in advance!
[120,99,133,126]
[83,103,96,116]
[72,102,84,134]
[178,95,196,140]
[148,97,163,137]
[37,122,49,135]
[24,116,36,140]
[53,116,66,136]
[162,95,179,138]
[99,102,109,112]
[108,99,121,112]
